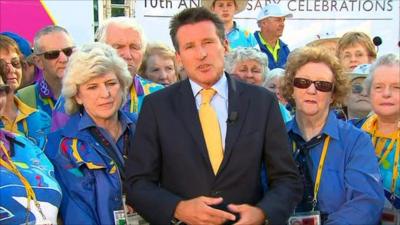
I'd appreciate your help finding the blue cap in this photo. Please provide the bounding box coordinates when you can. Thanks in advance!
[349,64,371,81]
[0,32,32,58]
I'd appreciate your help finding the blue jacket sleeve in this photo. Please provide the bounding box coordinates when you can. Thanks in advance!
[326,131,384,225]
[45,132,99,225]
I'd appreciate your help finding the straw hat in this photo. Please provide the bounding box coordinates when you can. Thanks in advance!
[202,0,248,15]
[307,31,339,46]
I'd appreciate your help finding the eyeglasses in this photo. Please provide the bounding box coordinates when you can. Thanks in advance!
[352,84,365,94]
[293,77,334,92]
[0,58,22,69]
[37,47,75,60]
[0,85,10,96]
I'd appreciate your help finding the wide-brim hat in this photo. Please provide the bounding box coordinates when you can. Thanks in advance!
[307,31,339,46]
[257,3,293,22]
[202,0,248,15]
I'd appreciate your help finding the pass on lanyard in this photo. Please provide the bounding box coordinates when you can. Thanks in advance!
[293,136,331,211]
[0,141,48,224]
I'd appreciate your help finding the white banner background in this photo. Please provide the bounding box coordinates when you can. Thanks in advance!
[134,0,400,56]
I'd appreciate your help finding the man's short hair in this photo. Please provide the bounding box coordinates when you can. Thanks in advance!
[169,7,225,52]
[33,25,70,54]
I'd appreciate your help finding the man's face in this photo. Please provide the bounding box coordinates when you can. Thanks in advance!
[259,17,286,39]
[36,31,74,81]
[105,24,143,76]
[212,0,236,24]
[175,21,228,89]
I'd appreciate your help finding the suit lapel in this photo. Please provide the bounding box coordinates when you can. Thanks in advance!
[219,75,249,173]
[174,80,211,166]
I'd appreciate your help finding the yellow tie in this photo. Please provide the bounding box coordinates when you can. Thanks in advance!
[199,89,223,174]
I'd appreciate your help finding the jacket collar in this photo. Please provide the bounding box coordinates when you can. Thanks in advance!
[287,110,340,141]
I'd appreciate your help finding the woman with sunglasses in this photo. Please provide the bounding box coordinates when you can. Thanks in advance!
[45,42,137,225]
[361,54,400,222]
[0,35,51,149]
[344,64,372,126]
[281,47,384,225]
[0,75,62,225]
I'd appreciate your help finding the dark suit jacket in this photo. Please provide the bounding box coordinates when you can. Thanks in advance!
[125,74,302,225]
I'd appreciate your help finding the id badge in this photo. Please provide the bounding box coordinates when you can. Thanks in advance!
[288,211,321,225]
[114,195,149,225]
[381,207,400,225]
[114,210,127,225]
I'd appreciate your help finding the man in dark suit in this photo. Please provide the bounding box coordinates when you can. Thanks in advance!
[125,7,302,225]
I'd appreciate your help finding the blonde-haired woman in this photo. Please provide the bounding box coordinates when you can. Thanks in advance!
[45,42,136,225]
[361,54,400,219]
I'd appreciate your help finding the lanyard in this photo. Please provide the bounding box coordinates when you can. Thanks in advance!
[130,84,137,113]
[43,97,55,110]
[22,119,28,135]
[312,136,330,211]
[371,125,400,199]
[293,136,331,211]
[391,139,399,199]
[0,141,47,224]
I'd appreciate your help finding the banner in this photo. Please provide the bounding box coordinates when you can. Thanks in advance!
[134,0,400,55]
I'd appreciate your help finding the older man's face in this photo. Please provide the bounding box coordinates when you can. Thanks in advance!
[259,17,286,39]
[105,24,143,75]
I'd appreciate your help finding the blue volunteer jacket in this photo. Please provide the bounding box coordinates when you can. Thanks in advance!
[254,31,290,70]
[45,110,136,225]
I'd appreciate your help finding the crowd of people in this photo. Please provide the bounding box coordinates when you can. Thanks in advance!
[0,1,399,225]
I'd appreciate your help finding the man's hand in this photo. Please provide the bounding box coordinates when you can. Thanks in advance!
[174,196,236,225]
[228,204,266,225]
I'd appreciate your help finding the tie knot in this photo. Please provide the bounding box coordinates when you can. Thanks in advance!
[200,88,216,104]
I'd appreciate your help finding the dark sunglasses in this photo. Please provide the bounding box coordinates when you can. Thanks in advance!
[293,77,334,92]
[0,85,10,95]
[37,47,75,60]
[352,84,365,94]
[0,58,22,69]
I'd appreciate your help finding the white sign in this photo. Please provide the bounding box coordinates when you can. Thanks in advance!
[134,0,400,56]
[43,0,95,47]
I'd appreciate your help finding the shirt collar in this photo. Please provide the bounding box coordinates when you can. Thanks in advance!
[189,73,228,100]
[0,97,37,123]
[15,96,37,116]
[78,109,133,133]
[258,33,281,50]
[228,21,239,33]
[287,110,340,141]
